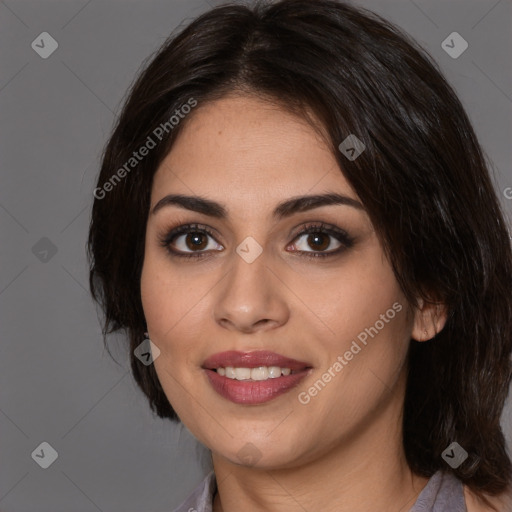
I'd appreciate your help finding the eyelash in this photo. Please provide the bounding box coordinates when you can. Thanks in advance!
[158,222,354,260]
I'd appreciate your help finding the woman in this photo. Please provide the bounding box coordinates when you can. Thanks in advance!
[87,1,512,510]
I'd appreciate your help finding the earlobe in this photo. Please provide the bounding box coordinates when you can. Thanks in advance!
[411,297,448,342]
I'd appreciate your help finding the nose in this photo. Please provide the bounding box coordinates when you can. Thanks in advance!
[213,248,290,334]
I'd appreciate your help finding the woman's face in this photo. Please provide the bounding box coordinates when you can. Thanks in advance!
[141,94,417,469]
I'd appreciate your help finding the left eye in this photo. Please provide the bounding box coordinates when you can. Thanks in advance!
[291,231,342,253]
[159,222,353,259]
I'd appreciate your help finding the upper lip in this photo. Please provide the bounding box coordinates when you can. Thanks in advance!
[202,350,312,370]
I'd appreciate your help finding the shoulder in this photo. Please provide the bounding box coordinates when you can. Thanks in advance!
[463,484,512,512]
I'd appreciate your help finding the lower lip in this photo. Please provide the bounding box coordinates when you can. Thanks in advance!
[204,369,311,405]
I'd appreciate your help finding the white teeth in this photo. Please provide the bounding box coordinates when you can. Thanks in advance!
[234,367,251,380]
[251,367,268,381]
[267,366,281,378]
[215,366,296,380]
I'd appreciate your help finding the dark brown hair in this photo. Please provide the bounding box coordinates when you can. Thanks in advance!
[87,0,512,504]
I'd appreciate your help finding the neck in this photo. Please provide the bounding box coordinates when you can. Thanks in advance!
[211,371,429,512]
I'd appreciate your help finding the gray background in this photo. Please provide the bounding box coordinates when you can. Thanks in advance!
[1,0,511,510]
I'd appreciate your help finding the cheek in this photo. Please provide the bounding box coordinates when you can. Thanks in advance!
[295,302,410,442]
[140,254,168,334]
[296,249,411,404]
[141,239,189,333]
[140,249,184,362]
[140,253,203,414]
[293,247,404,348]
[140,247,209,368]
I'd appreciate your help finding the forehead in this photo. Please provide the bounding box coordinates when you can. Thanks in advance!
[151,94,358,214]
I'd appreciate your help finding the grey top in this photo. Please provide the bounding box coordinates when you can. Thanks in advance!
[172,469,466,512]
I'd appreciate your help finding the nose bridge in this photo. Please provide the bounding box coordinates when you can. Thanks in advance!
[213,238,288,331]
[224,239,270,304]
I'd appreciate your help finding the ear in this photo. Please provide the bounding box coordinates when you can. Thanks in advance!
[411,297,448,342]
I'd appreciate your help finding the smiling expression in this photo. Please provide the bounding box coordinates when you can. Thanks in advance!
[140,93,416,469]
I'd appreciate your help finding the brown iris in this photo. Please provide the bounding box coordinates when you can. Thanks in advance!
[186,232,208,251]
[307,233,330,251]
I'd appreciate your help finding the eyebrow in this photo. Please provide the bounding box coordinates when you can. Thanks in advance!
[151,192,364,219]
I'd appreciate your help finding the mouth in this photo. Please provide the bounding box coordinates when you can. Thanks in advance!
[214,365,304,380]
[202,350,313,405]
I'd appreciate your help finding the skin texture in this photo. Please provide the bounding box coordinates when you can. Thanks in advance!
[140,94,453,512]
[464,486,512,512]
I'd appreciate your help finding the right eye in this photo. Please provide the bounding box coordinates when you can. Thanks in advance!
[159,223,224,259]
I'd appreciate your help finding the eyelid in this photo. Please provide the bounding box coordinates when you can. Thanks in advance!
[158,221,354,259]
[157,223,221,255]
[287,222,354,258]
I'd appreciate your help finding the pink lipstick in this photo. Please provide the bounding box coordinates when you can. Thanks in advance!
[202,350,312,405]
